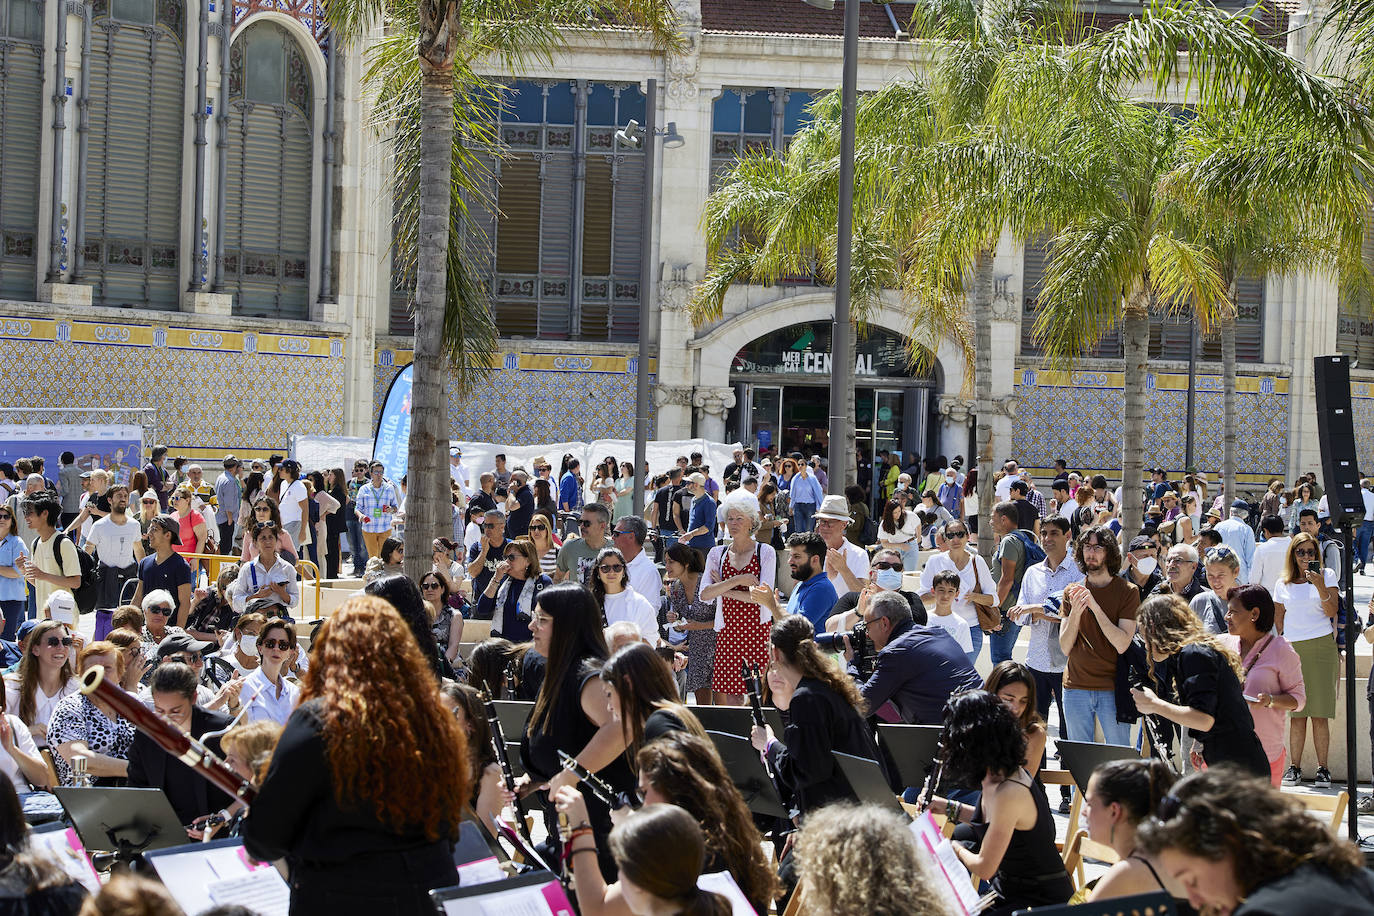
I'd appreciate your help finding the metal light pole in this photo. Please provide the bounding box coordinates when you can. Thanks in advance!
[632,79,658,516]
[1184,314,1197,470]
[826,0,858,494]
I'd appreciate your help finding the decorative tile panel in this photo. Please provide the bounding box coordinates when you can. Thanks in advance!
[374,347,656,443]
[1013,366,1290,483]
[0,315,345,458]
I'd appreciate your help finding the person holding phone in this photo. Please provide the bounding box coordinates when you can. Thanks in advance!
[1272,532,1339,789]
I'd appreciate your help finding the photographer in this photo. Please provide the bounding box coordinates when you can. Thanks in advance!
[846,591,981,725]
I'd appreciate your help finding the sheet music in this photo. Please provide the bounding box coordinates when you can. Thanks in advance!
[206,870,291,915]
[457,856,506,887]
[699,870,758,915]
[910,812,980,916]
[28,828,101,894]
[439,877,575,916]
[147,840,277,915]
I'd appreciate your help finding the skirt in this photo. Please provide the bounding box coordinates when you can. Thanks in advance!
[1291,633,1338,719]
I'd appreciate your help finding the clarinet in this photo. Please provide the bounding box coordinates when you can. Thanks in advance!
[557,750,640,811]
[480,691,536,850]
[741,660,785,791]
[1139,708,1180,775]
[914,743,945,815]
[79,666,257,804]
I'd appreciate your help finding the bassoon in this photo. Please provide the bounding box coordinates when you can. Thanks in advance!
[79,665,257,805]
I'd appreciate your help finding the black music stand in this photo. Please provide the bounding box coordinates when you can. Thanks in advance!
[705,730,789,820]
[1011,890,1173,915]
[832,751,906,817]
[492,700,534,738]
[875,723,942,789]
[1054,740,1141,793]
[55,787,187,873]
[694,704,784,737]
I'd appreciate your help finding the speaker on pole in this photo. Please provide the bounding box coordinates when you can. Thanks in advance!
[1313,355,1364,524]
[1313,354,1364,845]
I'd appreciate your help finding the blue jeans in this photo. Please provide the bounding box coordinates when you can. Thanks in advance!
[792,502,816,534]
[0,599,23,642]
[988,615,1022,665]
[967,624,983,667]
[1063,687,1134,746]
[1358,521,1374,566]
[346,516,368,575]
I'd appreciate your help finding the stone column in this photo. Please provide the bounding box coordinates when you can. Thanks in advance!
[935,395,974,463]
[693,385,736,443]
[1281,270,1339,478]
[652,0,705,439]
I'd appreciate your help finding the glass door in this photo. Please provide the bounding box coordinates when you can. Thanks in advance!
[874,389,904,460]
[750,385,783,456]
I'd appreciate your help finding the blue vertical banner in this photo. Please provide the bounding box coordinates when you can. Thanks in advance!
[373,363,413,479]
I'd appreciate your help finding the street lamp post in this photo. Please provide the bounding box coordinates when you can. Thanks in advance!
[622,80,683,515]
[803,0,857,493]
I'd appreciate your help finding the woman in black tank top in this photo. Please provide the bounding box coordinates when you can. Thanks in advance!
[926,690,1072,915]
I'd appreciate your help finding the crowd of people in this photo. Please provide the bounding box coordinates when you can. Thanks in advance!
[0,446,1371,914]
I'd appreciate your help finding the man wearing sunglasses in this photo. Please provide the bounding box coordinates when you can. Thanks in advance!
[505,468,534,537]
[131,516,194,627]
[555,504,610,585]
[466,510,510,599]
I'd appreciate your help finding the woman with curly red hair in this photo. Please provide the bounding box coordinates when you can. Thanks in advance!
[243,596,470,915]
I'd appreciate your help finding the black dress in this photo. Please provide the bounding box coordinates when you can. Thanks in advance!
[1166,644,1269,777]
[981,774,1073,916]
[242,700,457,916]
[521,657,634,881]
[764,677,884,815]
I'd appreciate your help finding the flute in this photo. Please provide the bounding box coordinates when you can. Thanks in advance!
[480,691,536,851]
[557,751,639,811]
[79,665,257,805]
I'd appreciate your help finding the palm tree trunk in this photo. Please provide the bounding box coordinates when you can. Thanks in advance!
[845,373,856,489]
[973,248,996,557]
[1120,291,1150,538]
[404,8,461,585]
[1220,279,1238,514]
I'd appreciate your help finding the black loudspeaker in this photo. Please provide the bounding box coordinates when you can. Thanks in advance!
[1313,354,1365,524]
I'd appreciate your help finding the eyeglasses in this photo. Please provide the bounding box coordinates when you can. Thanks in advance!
[481,523,501,530]
[43,636,74,648]
[945,531,968,539]
[502,553,522,562]
[259,638,291,651]
[612,529,631,536]
[142,499,157,504]
[421,581,442,590]
[578,519,595,528]
[255,507,271,513]
[0,513,11,521]
[599,563,625,574]
[148,606,172,615]
[528,524,547,532]
[872,562,903,571]
[1294,549,1318,557]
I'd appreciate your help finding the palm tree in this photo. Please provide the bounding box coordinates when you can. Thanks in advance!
[326,0,679,581]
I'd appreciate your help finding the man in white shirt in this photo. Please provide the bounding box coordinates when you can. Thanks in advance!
[1250,514,1291,594]
[85,484,145,608]
[611,515,662,604]
[1358,479,1374,574]
[994,460,1020,502]
[1213,499,1257,583]
[813,495,869,595]
[449,447,472,498]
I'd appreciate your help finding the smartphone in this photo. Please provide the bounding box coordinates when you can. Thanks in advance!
[1243,694,1260,703]
[1307,560,1321,574]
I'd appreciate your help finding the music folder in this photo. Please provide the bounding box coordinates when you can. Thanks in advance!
[430,869,575,915]
[704,730,789,820]
[54,786,187,858]
[145,837,289,916]
[1011,890,1174,915]
[1053,739,1142,793]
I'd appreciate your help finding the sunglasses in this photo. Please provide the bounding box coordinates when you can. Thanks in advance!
[421,581,442,589]
[142,499,157,504]
[528,524,547,531]
[255,507,271,512]
[945,530,968,539]
[0,513,10,520]
[578,519,595,528]
[872,562,903,571]
[502,553,522,561]
[1294,549,1318,557]
[260,638,291,651]
[599,563,625,574]
[43,636,74,648]
[148,606,172,615]
[482,523,501,530]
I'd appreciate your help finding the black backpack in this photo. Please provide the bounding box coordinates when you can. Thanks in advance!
[36,531,99,613]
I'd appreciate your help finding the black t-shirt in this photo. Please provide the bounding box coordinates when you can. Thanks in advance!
[468,537,512,597]
[470,490,498,516]
[138,552,194,613]
[652,486,675,533]
[507,485,534,537]
[672,485,693,530]
[1014,498,1038,532]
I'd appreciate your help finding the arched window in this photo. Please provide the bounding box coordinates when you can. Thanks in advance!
[85,0,186,308]
[0,0,43,299]
[223,20,312,319]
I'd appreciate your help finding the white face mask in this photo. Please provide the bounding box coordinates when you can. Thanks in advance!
[239,634,258,657]
[1134,556,1158,576]
[945,475,956,485]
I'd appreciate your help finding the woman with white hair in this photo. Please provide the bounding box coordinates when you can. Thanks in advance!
[699,498,776,705]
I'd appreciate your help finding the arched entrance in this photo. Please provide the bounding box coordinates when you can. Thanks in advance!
[725,320,937,461]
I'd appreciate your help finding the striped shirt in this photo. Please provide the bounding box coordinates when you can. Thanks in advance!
[355,481,400,533]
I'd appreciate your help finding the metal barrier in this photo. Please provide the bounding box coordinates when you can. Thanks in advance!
[178,552,322,620]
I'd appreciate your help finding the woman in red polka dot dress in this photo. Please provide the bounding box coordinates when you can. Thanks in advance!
[700,499,778,705]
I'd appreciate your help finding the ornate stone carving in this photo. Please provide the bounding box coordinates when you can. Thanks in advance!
[658,265,693,311]
[990,273,1020,322]
[664,0,701,102]
[692,386,736,420]
[936,395,975,426]
[654,384,694,409]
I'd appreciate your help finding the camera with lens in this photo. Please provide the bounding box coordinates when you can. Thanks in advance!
[815,620,875,679]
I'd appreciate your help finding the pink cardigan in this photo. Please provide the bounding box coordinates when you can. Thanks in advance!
[1222,633,1306,763]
